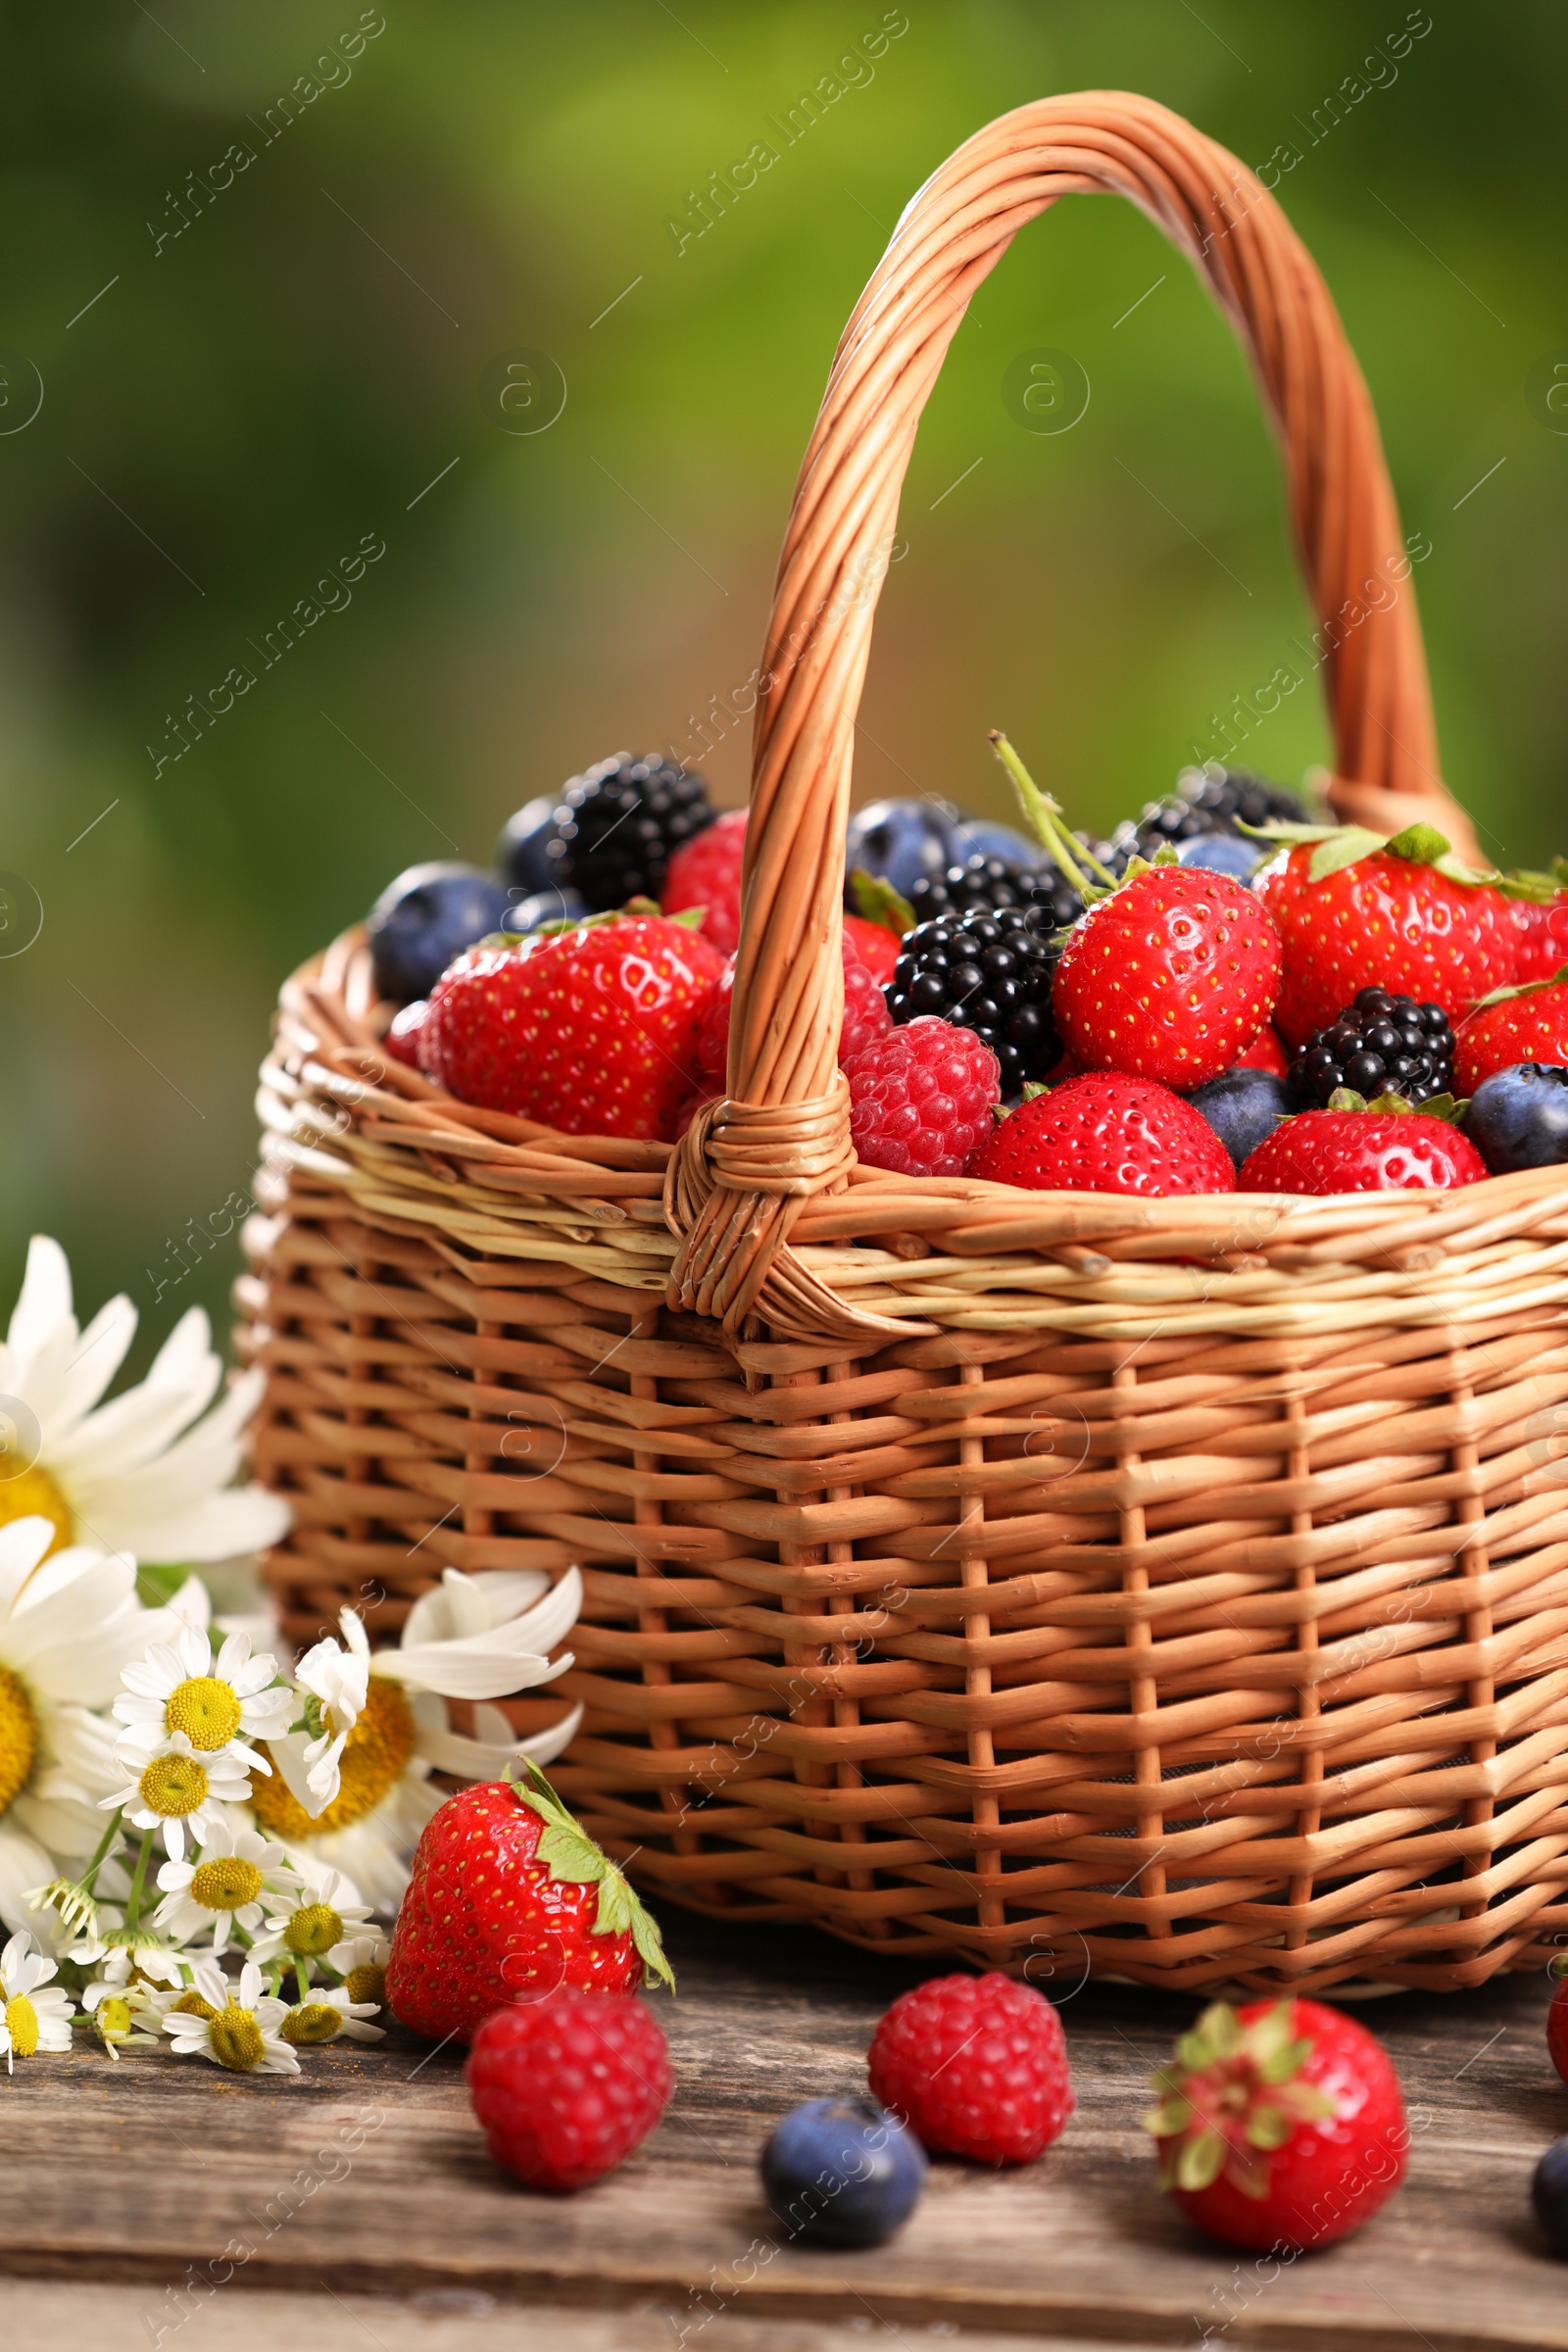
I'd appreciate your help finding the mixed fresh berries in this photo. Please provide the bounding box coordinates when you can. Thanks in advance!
[846,1018,1000,1177]
[889,907,1065,1094]
[1240,1096,1487,1195]
[1454,969,1568,1095]
[973,1070,1237,1198]
[1147,1997,1406,2253]
[761,2098,927,2245]
[867,1972,1074,2166]
[467,1987,671,2192]
[1107,762,1308,870]
[500,754,714,908]
[1287,987,1453,1109]
[385,1767,672,2047]
[1051,862,1282,1089]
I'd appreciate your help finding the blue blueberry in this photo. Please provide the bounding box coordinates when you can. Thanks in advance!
[504,886,590,936]
[367,862,510,1004]
[760,2097,926,2248]
[1175,833,1263,885]
[845,798,967,902]
[1462,1063,1568,1174]
[1185,1067,1291,1169]
[1534,2133,1568,2254]
[954,815,1044,869]
[495,794,562,895]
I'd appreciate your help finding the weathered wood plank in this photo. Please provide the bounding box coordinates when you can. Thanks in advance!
[2,1915,1566,2349]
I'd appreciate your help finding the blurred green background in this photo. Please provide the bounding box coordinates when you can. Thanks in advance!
[2,0,1564,1366]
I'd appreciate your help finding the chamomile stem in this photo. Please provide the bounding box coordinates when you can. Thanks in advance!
[988,730,1117,891]
[295,1960,311,2004]
[79,1807,124,1896]
[123,1827,156,1934]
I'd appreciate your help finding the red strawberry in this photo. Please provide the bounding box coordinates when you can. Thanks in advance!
[971,1070,1236,1198]
[1051,862,1281,1088]
[844,910,901,984]
[695,933,891,1084]
[384,999,428,1067]
[1548,1960,1568,2087]
[1256,822,1513,1048]
[385,1768,672,2045]
[1234,1024,1290,1078]
[1240,1099,1487,1194]
[1454,969,1568,1094]
[467,1989,671,2191]
[1147,1997,1406,2253]
[420,911,724,1140]
[662,807,747,953]
[1505,879,1568,983]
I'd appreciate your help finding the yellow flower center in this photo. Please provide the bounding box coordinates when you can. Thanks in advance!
[209,2005,266,2071]
[253,1676,415,1837]
[284,1902,344,1958]
[189,1857,264,1912]
[0,1662,38,1817]
[4,1992,38,2057]
[97,1996,133,2041]
[138,1753,209,1818]
[165,1676,242,1751]
[170,1989,217,2021]
[344,1964,385,2009]
[281,2002,343,2046]
[0,1460,73,1553]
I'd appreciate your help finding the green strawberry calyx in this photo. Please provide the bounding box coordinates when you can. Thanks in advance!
[1144,1998,1337,2200]
[848,867,915,939]
[505,1758,675,1991]
[1469,960,1568,1011]
[1319,1086,1469,1124]
[1245,817,1498,891]
[1494,860,1568,905]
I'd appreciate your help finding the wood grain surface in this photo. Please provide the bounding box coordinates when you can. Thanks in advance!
[5,1911,1568,2350]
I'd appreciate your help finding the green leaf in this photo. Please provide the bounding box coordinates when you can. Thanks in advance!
[1385,822,1452,864]
[1176,2129,1227,2192]
[1364,1091,1417,1116]
[1143,2094,1195,2137]
[1326,1087,1369,1112]
[135,1561,195,1609]
[1246,2104,1294,2151]
[1242,2000,1301,2066]
[666,904,709,930]
[848,867,914,939]
[1256,2034,1314,2085]
[593,1866,634,1936]
[1471,961,1568,1010]
[1236,819,1342,844]
[629,1898,675,1993]
[536,1824,607,1886]
[1306,828,1388,883]
[1414,1092,1469,1126]
[1021,1081,1049,1102]
[511,1761,676,1991]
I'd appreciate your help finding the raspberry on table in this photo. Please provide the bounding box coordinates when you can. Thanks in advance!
[867,1972,1074,2166]
[845,1018,1000,1177]
[466,1988,671,2192]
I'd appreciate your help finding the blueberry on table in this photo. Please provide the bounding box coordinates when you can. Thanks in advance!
[1463,1063,1568,1173]
[760,2097,926,2248]
[1534,2134,1568,2255]
[844,797,968,902]
[1185,1066,1291,1169]
[367,862,510,1004]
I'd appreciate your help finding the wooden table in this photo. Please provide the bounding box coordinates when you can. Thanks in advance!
[6,1912,1568,2351]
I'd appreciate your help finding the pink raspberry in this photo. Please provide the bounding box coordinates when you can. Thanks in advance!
[466,1989,672,2192]
[867,1972,1074,2166]
[662,808,748,954]
[846,1017,999,1177]
[696,934,892,1084]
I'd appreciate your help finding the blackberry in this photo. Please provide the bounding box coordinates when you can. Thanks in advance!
[534,753,714,909]
[907,854,1083,929]
[1287,987,1454,1109]
[889,907,1065,1095]
[1107,764,1310,870]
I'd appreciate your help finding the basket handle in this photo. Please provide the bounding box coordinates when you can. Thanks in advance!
[666,92,1475,1345]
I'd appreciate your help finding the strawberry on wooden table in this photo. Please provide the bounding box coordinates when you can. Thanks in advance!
[1147,1997,1407,2253]
[385,1764,672,2045]
[1454,965,1568,1095]
[1256,820,1514,1048]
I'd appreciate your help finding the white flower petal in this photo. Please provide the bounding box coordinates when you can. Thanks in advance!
[7,1237,74,1364]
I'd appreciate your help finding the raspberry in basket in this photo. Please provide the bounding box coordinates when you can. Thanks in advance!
[1051,860,1282,1089]
[867,1972,1073,2165]
[419,909,723,1140]
[845,1017,999,1176]
[467,1988,671,2191]
[971,1069,1236,1197]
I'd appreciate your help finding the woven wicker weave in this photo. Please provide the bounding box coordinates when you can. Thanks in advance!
[238,95,1568,1995]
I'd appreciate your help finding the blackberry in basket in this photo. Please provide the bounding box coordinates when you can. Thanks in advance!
[1107,764,1310,869]
[907,854,1084,929]
[533,754,714,909]
[1287,987,1455,1109]
[889,906,1067,1095]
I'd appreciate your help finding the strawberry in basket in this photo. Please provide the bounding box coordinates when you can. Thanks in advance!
[1501,868,1568,983]
[1453,967,1568,1094]
[1239,1088,1486,1194]
[420,905,724,1140]
[1256,821,1514,1047]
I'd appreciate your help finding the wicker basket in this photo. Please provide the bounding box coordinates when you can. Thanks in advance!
[238,94,1568,1996]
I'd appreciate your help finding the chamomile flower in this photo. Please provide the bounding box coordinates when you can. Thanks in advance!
[249,1860,371,1971]
[162,1957,298,2076]
[113,1620,292,1774]
[0,1929,74,2070]
[292,1610,370,1811]
[251,1568,585,1911]
[0,1513,184,1937]
[280,1984,385,2046]
[0,1235,289,1567]
[79,1972,162,2058]
[153,1817,299,1952]
[101,1732,254,1863]
[327,1932,390,2012]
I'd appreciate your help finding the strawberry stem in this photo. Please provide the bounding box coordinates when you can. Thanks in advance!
[987,730,1117,894]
